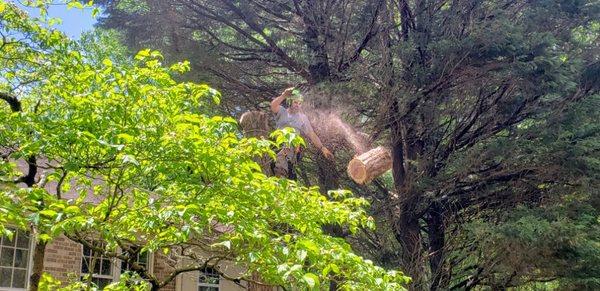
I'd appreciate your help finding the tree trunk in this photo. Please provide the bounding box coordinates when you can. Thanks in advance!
[428,203,447,290]
[28,240,47,291]
[388,101,423,288]
[347,146,392,184]
[381,0,428,287]
[390,131,425,289]
[394,207,424,290]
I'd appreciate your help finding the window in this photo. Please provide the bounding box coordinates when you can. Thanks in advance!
[81,242,154,288]
[119,247,151,277]
[81,243,114,289]
[0,229,31,290]
[198,266,220,291]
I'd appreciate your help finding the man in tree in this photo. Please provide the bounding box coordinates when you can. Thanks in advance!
[270,87,333,179]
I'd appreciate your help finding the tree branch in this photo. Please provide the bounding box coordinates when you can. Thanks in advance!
[0,91,22,112]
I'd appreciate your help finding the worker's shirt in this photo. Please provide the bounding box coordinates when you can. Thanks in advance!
[275,105,313,136]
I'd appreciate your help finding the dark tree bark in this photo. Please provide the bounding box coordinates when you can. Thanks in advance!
[0,92,22,112]
[28,241,47,291]
[427,203,447,291]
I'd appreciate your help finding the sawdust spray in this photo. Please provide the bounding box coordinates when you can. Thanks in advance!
[299,86,371,155]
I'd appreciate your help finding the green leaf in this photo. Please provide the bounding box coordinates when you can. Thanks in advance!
[322,265,331,277]
[135,49,151,60]
[47,18,59,27]
[298,240,319,253]
[296,249,307,261]
[330,264,339,273]
[64,206,80,215]
[39,210,57,219]
[302,273,319,289]
[67,1,84,10]
[102,58,113,67]
[39,273,62,290]
[116,133,134,143]
[122,155,139,166]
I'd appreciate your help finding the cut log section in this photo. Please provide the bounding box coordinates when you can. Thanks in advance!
[239,110,273,176]
[347,146,392,184]
[239,110,270,138]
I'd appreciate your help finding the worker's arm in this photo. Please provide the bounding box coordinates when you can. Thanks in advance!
[305,125,334,160]
[271,87,295,113]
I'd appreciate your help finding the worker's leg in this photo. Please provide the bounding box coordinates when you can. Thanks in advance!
[274,147,291,178]
[288,148,304,180]
[287,161,296,180]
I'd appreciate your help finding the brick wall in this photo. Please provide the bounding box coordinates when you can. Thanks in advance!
[41,236,183,290]
[152,252,177,291]
[43,235,82,283]
[40,237,255,291]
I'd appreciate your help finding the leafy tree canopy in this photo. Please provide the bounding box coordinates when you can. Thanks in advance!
[0,1,410,289]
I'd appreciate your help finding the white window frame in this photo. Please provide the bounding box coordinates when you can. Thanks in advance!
[117,248,154,276]
[80,242,154,288]
[80,242,119,288]
[0,228,35,291]
[197,266,220,291]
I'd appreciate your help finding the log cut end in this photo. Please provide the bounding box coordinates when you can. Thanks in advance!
[347,158,368,184]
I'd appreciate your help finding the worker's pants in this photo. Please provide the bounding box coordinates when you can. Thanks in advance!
[274,146,302,179]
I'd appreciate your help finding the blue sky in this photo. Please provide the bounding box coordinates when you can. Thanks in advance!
[20,2,99,39]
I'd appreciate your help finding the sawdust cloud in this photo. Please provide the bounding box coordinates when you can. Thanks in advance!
[300,87,371,155]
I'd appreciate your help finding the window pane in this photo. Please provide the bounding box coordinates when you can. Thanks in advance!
[16,231,30,249]
[199,274,207,282]
[199,268,219,284]
[0,267,12,287]
[82,257,89,273]
[0,230,31,289]
[93,258,101,274]
[206,276,219,285]
[2,234,16,247]
[101,259,112,275]
[199,266,220,290]
[120,251,149,274]
[121,260,129,273]
[93,277,112,289]
[12,269,26,288]
[14,249,28,268]
[0,247,14,267]
[83,245,91,256]
[138,252,148,265]
[80,242,116,287]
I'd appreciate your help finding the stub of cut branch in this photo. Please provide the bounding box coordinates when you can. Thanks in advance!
[347,146,392,184]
